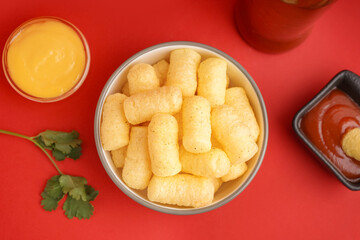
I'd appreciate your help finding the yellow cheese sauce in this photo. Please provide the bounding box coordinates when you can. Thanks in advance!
[6,18,86,99]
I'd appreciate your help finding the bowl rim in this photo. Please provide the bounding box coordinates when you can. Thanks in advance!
[2,16,91,103]
[292,70,360,191]
[94,41,269,214]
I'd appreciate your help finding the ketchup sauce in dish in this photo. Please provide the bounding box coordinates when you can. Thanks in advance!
[301,88,360,180]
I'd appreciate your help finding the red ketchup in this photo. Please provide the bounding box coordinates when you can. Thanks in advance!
[301,89,360,180]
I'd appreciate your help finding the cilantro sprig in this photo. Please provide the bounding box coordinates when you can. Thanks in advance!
[41,175,98,219]
[34,130,82,161]
[0,129,98,220]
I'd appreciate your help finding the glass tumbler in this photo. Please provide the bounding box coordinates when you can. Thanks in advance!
[235,0,337,53]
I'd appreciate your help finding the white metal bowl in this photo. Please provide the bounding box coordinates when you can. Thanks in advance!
[94,41,268,214]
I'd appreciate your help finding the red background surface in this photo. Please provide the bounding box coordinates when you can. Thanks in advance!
[0,0,360,239]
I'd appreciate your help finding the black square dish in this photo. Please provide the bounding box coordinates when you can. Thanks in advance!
[293,70,360,191]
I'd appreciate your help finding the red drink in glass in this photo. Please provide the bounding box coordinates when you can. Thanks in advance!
[235,0,336,53]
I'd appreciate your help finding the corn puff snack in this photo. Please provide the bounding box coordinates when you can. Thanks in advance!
[211,134,222,149]
[122,127,152,190]
[197,58,227,107]
[122,82,130,96]
[211,178,223,192]
[211,105,258,164]
[166,48,201,97]
[342,128,360,161]
[127,63,160,95]
[111,146,127,168]
[101,93,130,151]
[182,96,212,153]
[225,87,260,141]
[147,174,214,208]
[173,112,183,142]
[221,162,248,182]
[123,86,182,125]
[180,146,230,178]
[153,59,169,86]
[148,113,181,176]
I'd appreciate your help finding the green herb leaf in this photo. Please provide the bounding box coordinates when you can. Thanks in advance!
[34,130,82,161]
[40,175,64,211]
[85,185,99,202]
[63,196,94,220]
[41,192,60,211]
[68,146,82,160]
[43,175,64,199]
[34,136,48,149]
[52,149,66,161]
[59,175,87,201]
[41,175,98,219]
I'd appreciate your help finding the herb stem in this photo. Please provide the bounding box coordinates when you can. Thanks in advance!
[32,140,63,175]
[0,129,63,175]
[0,129,33,141]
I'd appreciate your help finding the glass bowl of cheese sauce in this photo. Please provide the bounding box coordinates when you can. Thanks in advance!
[2,17,90,102]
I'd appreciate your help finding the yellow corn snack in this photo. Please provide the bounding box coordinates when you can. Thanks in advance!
[225,87,260,141]
[101,93,130,151]
[221,162,248,182]
[197,58,227,107]
[342,127,360,161]
[166,48,201,97]
[153,59,169,86]
[122,127,152,190]
[148,113,181,176]
[211,178,223,192]
[182,96,212,153]
[147,174,214,208]
[127,63,160,95]
[122,82,130,96]
[211,134,222,149]
[226,75,230,89]
[173,112,183,141]
[123,86,182,125]
[211,105,258,164]
[180,146,230,178]
[111,146,127,168]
